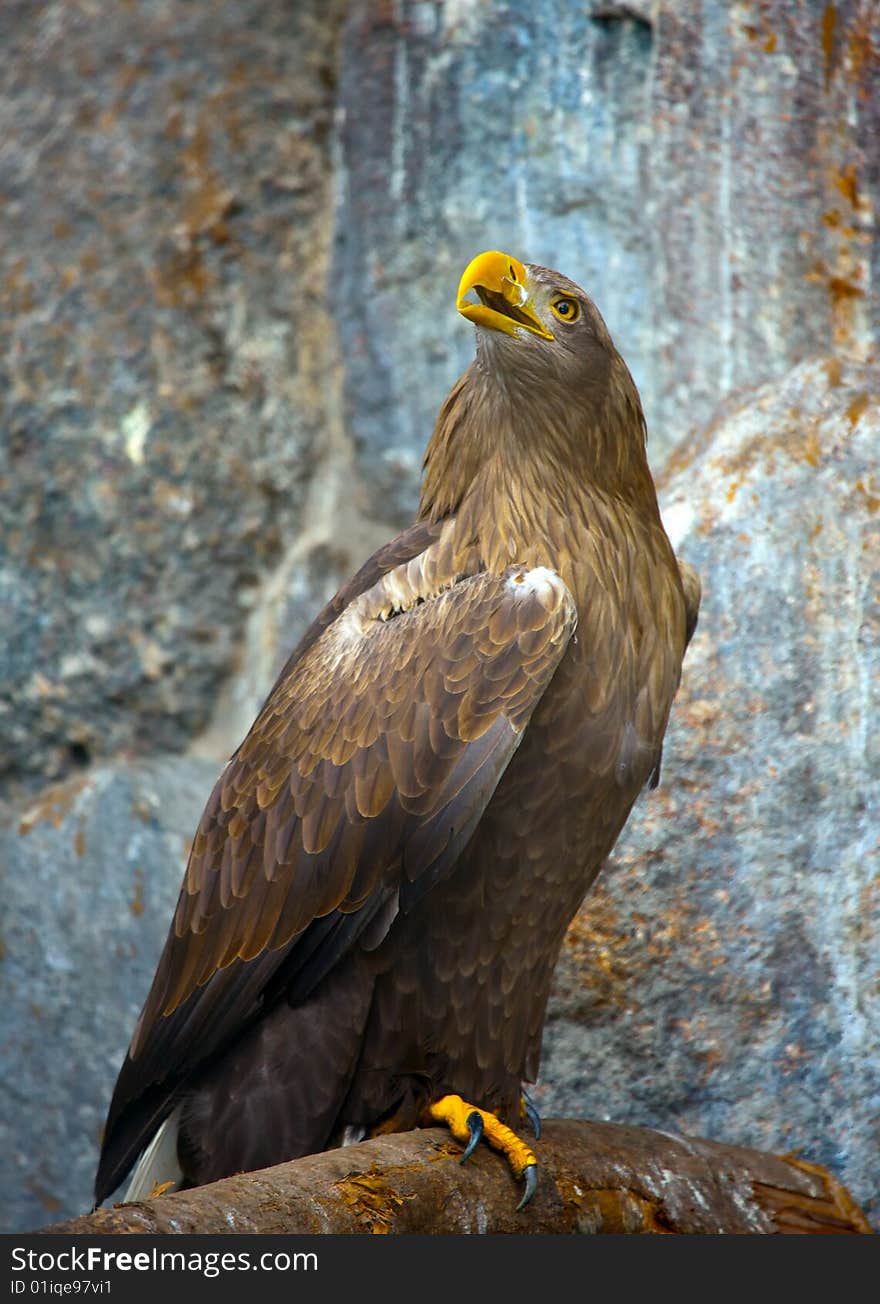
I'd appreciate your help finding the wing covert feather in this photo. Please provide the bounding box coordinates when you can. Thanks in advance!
[130,559,576,1061]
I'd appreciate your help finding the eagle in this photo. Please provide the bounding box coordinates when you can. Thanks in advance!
[95,250,700,1210]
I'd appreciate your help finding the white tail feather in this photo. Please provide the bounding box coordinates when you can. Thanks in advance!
[124,1108,183,1201]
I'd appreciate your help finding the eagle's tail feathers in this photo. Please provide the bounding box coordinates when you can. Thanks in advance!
[123,1106,183,1202]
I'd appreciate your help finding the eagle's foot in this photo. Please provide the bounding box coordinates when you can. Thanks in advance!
[423,1093,538,1210]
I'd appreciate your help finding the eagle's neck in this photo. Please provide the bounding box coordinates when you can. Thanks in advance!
[417,358,662,571]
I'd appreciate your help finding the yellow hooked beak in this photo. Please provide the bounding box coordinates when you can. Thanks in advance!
[456,250,555,342]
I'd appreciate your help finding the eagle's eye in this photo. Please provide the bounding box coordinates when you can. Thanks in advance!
[550,295,581,324]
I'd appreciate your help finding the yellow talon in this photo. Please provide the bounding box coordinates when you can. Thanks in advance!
[423,1094,538,1206]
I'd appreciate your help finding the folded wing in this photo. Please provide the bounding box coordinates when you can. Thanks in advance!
[96,549,576,1200]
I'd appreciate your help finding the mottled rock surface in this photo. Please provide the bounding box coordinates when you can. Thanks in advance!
[541,355,879,1226]
[0,0,345,787]
[334,0,878,515]
[0,757,220,1231]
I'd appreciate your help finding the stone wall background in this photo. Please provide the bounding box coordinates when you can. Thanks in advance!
[0,0,877,1232]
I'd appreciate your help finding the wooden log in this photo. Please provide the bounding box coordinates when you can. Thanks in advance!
[42,1119,873,1235]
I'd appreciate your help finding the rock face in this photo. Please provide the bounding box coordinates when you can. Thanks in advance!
[0,0,346,787]
[0,0,877,1233]
[0,758,221,1230]
[543,355,879,1226]
[334,0,878,513]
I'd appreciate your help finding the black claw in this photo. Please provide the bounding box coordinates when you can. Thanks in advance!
[523,1095,542,1140]
[516,1163,538,1211]
[460,1110,484,1163]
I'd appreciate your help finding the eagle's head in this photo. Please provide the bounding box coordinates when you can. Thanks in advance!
[420,249,649,521]
[456,249,617,402]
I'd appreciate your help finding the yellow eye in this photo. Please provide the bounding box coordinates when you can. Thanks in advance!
[550,296,581,323]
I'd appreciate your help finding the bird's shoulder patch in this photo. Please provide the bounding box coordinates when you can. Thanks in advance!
[505,565,569,605]
[334,550,573,649]
[335,524,473,639]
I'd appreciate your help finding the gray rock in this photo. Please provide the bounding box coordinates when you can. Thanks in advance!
[333,0,877,513]
[540,354,880,1227]
[0,757,221,1232]
[0,0,344,788]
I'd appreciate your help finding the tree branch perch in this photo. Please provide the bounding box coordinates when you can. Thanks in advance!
[44,1120,872,1235]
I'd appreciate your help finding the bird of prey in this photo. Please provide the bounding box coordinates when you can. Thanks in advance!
[95,249,700,1210]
